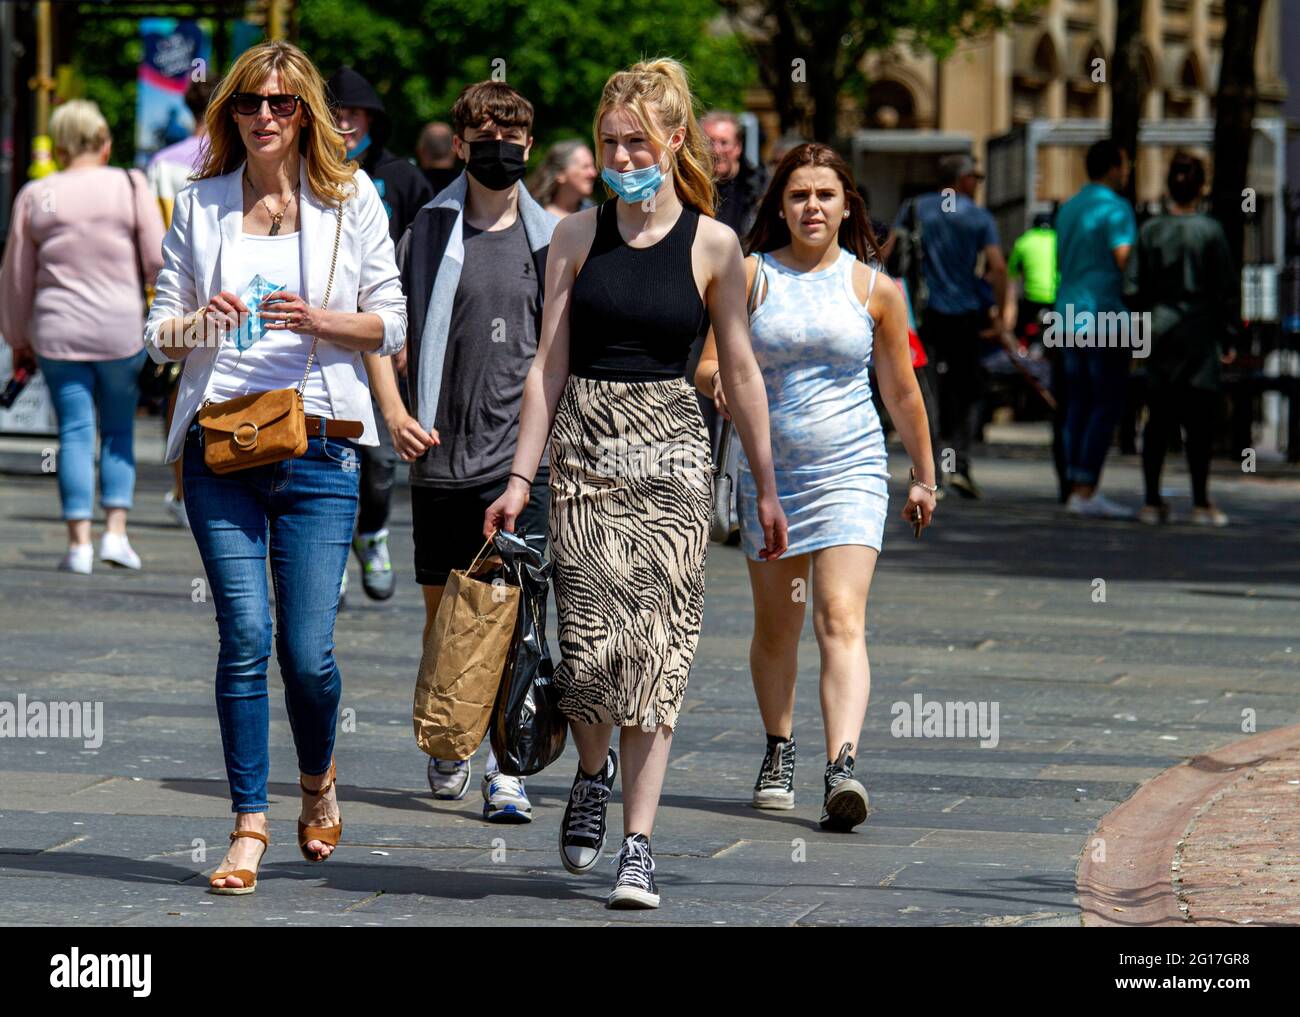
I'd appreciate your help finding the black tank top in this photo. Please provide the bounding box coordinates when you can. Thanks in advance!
[568,198,707,381]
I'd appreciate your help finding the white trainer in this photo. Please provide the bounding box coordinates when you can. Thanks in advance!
[59,544,94,575]
[1190,505,1229,527]
[99,532,141,569]
[482,769,533,823]
[164,490,190,529]
[1067,491,1132,520]
[427,758,472,800]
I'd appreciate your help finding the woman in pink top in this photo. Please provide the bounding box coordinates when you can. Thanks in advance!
[0,99,165,573]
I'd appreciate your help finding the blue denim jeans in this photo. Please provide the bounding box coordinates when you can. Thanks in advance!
[182,419,359,813]
[1062,346,1131,487]
[36,351,147,520]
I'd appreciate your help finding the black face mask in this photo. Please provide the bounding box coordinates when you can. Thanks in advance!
[466,139,528,190]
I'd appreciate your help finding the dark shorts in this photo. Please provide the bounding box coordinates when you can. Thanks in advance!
[410,466,551,586]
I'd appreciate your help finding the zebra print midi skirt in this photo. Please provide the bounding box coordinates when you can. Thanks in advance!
[548,374,713,731]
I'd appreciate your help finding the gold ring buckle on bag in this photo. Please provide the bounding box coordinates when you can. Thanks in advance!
[232,421,259,448]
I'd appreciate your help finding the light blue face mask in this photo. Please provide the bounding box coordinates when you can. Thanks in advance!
[601,159,664,203]
[346,133,371,161]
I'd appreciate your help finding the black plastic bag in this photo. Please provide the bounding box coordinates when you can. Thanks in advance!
[488,528,567,776]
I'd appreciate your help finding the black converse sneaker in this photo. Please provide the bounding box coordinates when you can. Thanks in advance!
[559,748,618,874]
[607,832,659,909]
[820,742,869,832]
[752,735,796,810]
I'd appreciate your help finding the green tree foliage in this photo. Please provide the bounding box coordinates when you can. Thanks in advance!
[58,1,753,166]
[718,0,1041,142]
[297,0,756,158]
[62,15,147,166]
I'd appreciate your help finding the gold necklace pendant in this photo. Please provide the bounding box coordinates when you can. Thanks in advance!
[244,171,296,237]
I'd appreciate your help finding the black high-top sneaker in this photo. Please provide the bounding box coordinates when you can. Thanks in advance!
[607,832,659,909]
[559,748,618,874]
[752,735,797,810]
[820,742,869,831]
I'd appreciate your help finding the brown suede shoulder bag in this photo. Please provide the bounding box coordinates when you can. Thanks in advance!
[195,198,345,474]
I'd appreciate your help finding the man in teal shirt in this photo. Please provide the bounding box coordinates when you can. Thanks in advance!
[1053,139,1136,518]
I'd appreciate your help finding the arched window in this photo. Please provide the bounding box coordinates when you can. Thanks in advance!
[1066,37,1105,118]
[1012,31,1060,124]
[865,78,918,130]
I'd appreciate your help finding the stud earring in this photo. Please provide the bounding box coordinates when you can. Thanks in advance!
[778,210,785,219]
[842,210,850,218]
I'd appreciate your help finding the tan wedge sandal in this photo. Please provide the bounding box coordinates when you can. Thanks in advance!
[298,760,342,862]
[208,829,268,896]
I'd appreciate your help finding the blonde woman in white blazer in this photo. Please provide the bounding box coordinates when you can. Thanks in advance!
[143,41,405,896]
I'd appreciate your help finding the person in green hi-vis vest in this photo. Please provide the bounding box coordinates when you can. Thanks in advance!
[1008,211,1058,323]
[1006,210,1066,501]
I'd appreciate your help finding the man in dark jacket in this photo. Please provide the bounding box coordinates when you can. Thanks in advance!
[327,66,434,242]
[693,111,768,478]
[326,67,434,604]
[701,110,768,240]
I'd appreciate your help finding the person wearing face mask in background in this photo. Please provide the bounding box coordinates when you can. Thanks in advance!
[326,66,433,604]
[366,80,558,821]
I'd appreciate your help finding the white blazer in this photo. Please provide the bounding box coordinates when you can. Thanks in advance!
[144,161,406,464]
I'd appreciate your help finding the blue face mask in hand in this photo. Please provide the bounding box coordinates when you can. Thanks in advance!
[601,156,666,204]
[233,274,287,351]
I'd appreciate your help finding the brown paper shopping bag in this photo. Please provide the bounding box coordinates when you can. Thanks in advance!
[413,537,521,760]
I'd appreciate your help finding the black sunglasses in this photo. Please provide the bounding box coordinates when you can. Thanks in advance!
[231,92,303,118]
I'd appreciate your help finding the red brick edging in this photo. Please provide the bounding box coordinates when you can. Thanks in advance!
[1076,723,1300,927]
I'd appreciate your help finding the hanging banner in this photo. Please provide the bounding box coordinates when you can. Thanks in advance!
[135,18,211,167]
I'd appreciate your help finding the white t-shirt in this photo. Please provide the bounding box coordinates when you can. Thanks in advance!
[204,231,333,416]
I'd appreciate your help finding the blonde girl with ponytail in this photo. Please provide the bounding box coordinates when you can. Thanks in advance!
[486,56,787,910]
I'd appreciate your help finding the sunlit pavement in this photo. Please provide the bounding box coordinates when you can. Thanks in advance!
[2,431,1297,926]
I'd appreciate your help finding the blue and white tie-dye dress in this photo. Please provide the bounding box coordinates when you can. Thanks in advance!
[737,247,890,559]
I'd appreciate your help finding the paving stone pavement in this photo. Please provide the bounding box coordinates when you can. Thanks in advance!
[1,435,1297,926]
[1176,745,1300,926]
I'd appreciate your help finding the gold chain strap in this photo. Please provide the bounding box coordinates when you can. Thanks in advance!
[297,197,346,395]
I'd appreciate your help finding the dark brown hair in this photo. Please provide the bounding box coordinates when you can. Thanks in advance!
[451,81,534,138]
[1167,151,1206,207]
[745,143,882,264]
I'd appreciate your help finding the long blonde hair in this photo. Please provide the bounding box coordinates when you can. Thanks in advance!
[195,41,353,204]
[592,58,716,217]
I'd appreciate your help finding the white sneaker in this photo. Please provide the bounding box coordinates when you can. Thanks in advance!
[59,544,94,575]
[99,532,141,569]
[427,758,471,800]
[1190,505,1229,527]
[1067,491,1133,520]
[164,490,190,529]
[1137,504,1169,526]
[482,769,532,823]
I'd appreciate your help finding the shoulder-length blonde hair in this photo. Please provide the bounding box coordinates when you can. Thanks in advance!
[195,41,352,204]
[592,58,715,217]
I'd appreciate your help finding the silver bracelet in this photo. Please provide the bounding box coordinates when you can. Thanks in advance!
[909,467,937,494]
